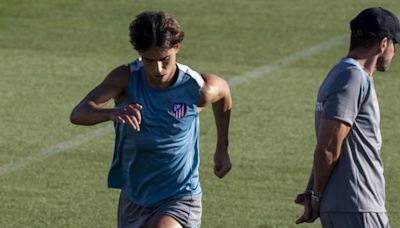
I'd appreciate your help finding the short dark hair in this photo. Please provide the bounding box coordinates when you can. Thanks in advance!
[129,11,184,51]
[349,35,380,51]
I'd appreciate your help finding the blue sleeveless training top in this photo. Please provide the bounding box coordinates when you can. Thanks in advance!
[108,58,204,207]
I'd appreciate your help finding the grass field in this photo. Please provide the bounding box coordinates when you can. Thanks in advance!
[1,0,400,227]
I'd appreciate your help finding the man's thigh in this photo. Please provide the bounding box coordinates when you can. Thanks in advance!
[118,192,202,228]
[150,194,202,228]
[148,215,183,228]
[320,212,389,228]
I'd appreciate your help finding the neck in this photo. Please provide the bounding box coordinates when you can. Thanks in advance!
[147,64,179,89]
[347,50,378,76]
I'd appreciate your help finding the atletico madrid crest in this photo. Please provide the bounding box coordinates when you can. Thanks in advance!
[169,103,186,119]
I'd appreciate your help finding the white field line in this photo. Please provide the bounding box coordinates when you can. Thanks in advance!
[228,35,346,87]
[0,35,346,176]
[0,127,112,176]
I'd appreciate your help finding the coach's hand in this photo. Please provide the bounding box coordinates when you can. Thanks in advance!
[214,146,232,178]
[295,192,319,224]
[309,199,320,222]
[111,103,143,131]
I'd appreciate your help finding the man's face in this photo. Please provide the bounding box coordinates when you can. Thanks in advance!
[139,45,180,89]
[377,39,396,72]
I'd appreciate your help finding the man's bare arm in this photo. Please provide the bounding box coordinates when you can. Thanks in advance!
[70,65,142,131]
[199,74,233,178]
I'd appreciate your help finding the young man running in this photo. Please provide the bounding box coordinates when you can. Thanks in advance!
[71,11,232,228]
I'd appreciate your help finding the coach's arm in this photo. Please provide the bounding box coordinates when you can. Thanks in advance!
[296,118,350,224]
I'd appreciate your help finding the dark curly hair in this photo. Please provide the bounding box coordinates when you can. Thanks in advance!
[129,11,184,51]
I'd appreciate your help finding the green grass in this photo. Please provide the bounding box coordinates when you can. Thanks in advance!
[1,0,400,227]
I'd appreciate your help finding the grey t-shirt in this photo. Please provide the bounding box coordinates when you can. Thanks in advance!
[315,57,385,213]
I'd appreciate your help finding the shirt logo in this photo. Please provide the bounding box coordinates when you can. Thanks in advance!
[316,102,323,112]
[169,103,186,119]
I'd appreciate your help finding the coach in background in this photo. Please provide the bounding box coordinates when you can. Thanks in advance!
[70,11,232,228]
[295,7,400,227]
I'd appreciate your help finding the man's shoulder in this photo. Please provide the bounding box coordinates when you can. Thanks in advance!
[128,58,144,73]
[331,60,359,74]
[105,64,131,88]
[328,62,366,86]
[319,62,366,97]
[334,58,369,81]
[177,63,204,88]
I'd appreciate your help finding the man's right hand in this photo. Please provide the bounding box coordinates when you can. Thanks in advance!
[111,103,143,131]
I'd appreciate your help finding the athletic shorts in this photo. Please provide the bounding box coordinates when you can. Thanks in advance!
[117,191,202,228]
[320,212,389,228]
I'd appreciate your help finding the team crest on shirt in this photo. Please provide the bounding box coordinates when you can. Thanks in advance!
[169,103,187,119]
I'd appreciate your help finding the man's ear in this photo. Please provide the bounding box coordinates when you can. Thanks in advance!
[174,43,181,54]
[378,37,389,54]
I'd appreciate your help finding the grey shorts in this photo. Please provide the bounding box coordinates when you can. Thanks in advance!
[117,191,202,228]
[320,212,389,228]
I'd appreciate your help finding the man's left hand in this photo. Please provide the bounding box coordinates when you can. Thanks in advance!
[214,149,232,178]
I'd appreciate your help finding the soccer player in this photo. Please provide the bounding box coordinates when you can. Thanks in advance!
[295,7,399,227]
[70,11,232,228]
